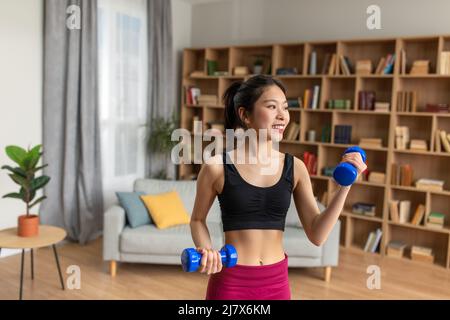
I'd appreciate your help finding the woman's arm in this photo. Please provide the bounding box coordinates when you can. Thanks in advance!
[293,152,367,246]
[190,156,223,274]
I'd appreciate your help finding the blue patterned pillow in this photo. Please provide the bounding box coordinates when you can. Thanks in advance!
[116,192,152,228]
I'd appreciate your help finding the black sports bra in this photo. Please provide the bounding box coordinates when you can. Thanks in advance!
[217,151,294,232]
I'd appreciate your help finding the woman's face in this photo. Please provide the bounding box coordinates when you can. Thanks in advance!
[240,85,290,142]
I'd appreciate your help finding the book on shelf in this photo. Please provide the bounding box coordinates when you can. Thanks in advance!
[303,151,317,175]
[386,240,407,258]
[355,59,372,75]
[364,228,382,253]
[358,91,376,110]
[321,53,332,75]
[374,102,390,112]
[425,103,449,113]
[327,99,351,110]
[389,200,400,223]
[426,212,446,229]
[411,204,426,225]
[396,91,417,112]
[276,67,299,75]
[185,86,201,105]
[352,202,376,217]
[374,53,395,74]
[321,124,331,142]
[284,122,300,141]
[309,51,317,75]
[334,125,352,144]
[359,137,383,149]
[399,200,411,223]
[400,49,406,75]
[189,70,206,77]
[390,163,413,187]
[410,60,430,75]
[437,129,450,152]
[233,66,249,76]
[439,51,450,75]
[368,171,386,184]
[197,94,218,105]
[414,178,445,192]
[395,126,410,150]
[302,86,320,109]
[328,54,338,75]
[339,55,353,75]
[409,139,428,151]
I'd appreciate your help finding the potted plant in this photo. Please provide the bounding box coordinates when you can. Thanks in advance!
[1,145,50,237]
[146,112,180,180]
[253,57,264,75]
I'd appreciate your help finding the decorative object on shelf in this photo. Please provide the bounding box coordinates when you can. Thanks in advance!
[352,202,376,217]
[287,98,300,108]
[386,241,407,258]
[321,166,335,177]
[395,126,410,150]
[275,67,298,75]
[1,145,50,237]
[396,91,417,112]
[410,245,434,263]
[368,171,385,184]
[410,59,430,74]
[309,51,317,75]
[409,139,428,151]
[185,86,201,105]
[307,130,316,142]
[233,66,249,76]
[327,99,351,110]
[355,59,373,75]
[213,71,229,76]
[189,70,206,77]
[197,94,218,105]
[251,54,270,75]
[334,125,352,144]
[206,60,218,76]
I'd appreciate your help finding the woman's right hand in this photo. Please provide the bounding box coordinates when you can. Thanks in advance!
[197,248,223,275]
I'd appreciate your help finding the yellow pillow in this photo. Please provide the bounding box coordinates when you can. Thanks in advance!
[140,190,190,229]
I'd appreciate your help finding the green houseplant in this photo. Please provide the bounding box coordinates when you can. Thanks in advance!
[1,145,50,237]
[146,112,180,179]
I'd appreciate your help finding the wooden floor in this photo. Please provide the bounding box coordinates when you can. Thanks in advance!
[0,237,449,300]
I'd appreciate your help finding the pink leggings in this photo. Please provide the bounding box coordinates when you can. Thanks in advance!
[205,253,291,300]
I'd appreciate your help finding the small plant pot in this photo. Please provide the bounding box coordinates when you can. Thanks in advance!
[18,214,39,237]
[253,65,263,74]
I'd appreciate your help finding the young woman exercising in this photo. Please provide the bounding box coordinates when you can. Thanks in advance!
[189,75,367,300]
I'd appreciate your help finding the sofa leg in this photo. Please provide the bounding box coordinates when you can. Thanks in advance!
[110,260,117,277]
[324,266,332,282]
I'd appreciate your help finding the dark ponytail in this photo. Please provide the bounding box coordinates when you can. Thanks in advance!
[222,74,286,130]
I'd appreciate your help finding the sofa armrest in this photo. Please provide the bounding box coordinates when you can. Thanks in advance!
[103,205,126,261]
[321,219,341,267]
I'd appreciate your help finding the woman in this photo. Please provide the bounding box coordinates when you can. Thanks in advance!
[189,74,367,300]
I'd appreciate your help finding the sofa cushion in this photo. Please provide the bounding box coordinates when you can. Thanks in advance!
[140,190,190,229]
[120,222,224,255]
[134,178,222,223]
[116,191,151,228]
[283,226,322,258]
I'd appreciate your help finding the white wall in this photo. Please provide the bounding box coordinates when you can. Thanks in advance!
[190,0,450,47]
[0,0,43,241]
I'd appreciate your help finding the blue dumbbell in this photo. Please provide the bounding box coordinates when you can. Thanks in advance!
[181,244,238,272]
[333,146,367,186]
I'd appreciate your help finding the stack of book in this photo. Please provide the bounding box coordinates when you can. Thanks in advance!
[303,151,317,175]
[352,202,376,217]
[409,139,428,151]
[338,55,354,75]
[197,94,218,105]
[355,60,372,75]
[374,102,390,112]
[189,70,206,77]
[284,122,300,141]
[334,125,352,144]
[359,138,383,148]
[410,60,430,74]
[276,67,298,75]
[368,171,386,184]
[390,163,413,187]
[396,91,417,112]
[415,178,444,192]
[358,91,376,110]
[302,86,320,109]
[434,129,450,152]
[386,241,407,258]
[426,212,446,229]
[389,199,411,223]
[395,126,410,150]
[410,245,434,264]
[327,99,351,110]
[374,53,395,74]
[425,103,449,113]
[185,86,201,105]
[364,228,382,253]
[439,51,450,75]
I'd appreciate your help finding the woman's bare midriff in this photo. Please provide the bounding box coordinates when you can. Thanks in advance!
[224,229,286,266]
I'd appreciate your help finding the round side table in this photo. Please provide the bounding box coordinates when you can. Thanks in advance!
[0,225,67,300]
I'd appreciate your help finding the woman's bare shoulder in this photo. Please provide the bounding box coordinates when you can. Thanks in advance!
[198,153,224,186]
[291,155,309,189]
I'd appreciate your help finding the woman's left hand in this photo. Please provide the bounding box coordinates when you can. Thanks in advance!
[340,152,367,177]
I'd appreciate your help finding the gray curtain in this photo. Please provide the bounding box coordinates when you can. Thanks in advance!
[41,0,103,245]
[146,0,176,180]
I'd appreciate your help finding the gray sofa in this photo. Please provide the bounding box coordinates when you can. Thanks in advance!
[103,178,340,281]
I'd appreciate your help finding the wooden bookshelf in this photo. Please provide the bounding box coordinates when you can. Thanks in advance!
[179,35,450,269]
